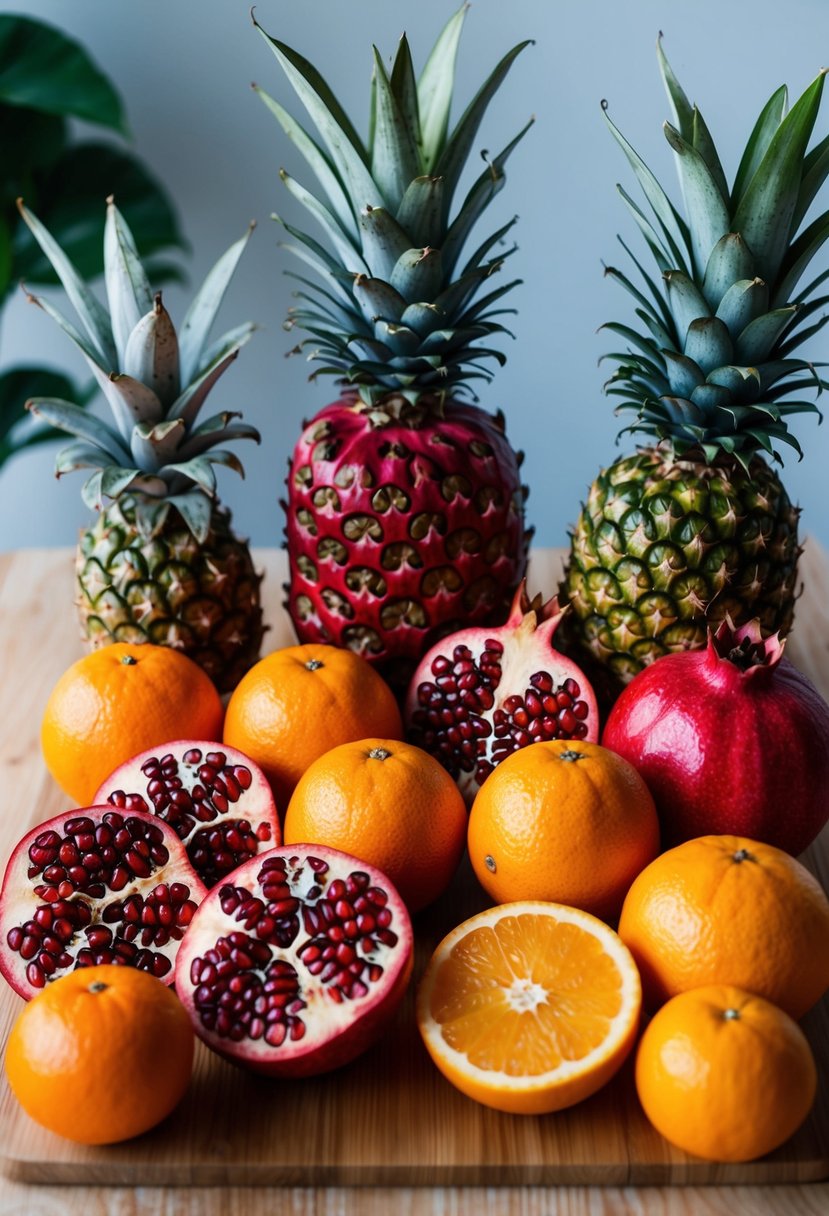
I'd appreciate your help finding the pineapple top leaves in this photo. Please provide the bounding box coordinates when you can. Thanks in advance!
[254,5,533,406]
[19,198,259,542]
[603,40,829,469]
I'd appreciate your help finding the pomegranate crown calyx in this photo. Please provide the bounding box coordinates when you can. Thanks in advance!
[507,580,568,636]
[707,616,785,674]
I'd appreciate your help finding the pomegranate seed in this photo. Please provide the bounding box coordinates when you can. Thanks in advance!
[558,708,577,734]
[26,962,45,988]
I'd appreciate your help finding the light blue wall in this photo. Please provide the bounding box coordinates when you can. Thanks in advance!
[2,0,828,552]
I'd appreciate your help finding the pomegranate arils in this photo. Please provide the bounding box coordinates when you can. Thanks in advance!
[175,845,414,1077]
[0,808,207,999]
[96,741,280,887]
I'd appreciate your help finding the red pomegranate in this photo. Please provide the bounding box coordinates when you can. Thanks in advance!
[175,844,413,1077]
[602,618,829,855]
[0,807,207,999]
[404,582,599,801]
[95,742,280,888]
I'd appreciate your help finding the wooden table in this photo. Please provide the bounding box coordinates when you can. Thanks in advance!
[1,545,828,1216]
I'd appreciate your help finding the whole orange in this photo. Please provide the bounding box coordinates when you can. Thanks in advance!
[636,985,817,1162]
[618,835,829,1019]
[467,740,660,921]
[223,644,403,808]
[284,738,467,912]
[4,964,194,1144]
[41,643,224,805]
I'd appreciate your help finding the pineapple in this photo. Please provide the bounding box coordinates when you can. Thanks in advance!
[21,198,263,692]
[563,43,828,688]
[254,5,533,683]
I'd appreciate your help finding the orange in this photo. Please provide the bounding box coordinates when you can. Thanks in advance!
[417,902,642,1114]
[41,643,223,805]
[636,985,817,1162]
[4,964,194,1144]
[617,835,829,1019]
[467,740,660,921]
[223,643,403,808]
[284,737,467,912]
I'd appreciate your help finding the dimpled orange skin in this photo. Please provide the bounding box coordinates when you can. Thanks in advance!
[41,643,224,805]
[618,836,829,1019]
[4,964,195,1144]
[467,740,660,922]
[284,738,467,912]
[223,644,403,809]
[636,985,817,1162]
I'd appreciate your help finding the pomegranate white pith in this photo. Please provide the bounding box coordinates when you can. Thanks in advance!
[95,741,280,888]
[175,845,414,1077]
[0,807,207,1000]
[405,584,599,800]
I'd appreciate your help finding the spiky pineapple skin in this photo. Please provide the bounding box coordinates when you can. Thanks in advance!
[563,447,800,685]
[285,394,529,683]
[77,495,264,693]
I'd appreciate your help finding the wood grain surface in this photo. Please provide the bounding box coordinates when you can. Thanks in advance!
[0,546,828,1214]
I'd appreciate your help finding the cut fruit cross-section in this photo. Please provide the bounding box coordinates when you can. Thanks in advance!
[417,902,642,1114]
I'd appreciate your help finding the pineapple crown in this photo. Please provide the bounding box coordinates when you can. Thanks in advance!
[602,39,829,470]
[20,198,259,541]
[253,4,533,407]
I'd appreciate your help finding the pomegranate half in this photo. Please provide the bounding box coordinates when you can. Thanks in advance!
[0,807,207,999]
[175,844,413,1077]
[602,618,829,855]
[95,741,280,888]
[405,583,599,800]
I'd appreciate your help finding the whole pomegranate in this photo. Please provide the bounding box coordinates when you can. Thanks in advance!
[175,844,413,1077]
[404,583,599,802]
[602,618,829,855]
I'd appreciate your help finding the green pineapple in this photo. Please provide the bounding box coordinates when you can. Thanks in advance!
[564,44,828,687]
[21,198,263,691]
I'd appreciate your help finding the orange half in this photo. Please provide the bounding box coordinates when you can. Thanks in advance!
[417,902,642,1114]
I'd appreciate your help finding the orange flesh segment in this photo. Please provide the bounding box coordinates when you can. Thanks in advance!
[429,913,625,1077]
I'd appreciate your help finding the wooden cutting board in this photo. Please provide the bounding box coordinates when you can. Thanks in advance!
[1,544,829,1187]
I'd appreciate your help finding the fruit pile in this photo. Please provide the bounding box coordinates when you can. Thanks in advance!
[3,0,829,1174]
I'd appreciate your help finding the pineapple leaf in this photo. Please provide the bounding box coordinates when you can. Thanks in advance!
[792,131,829,233]
[715,278,770,336]
[254,20,381,212]
[461,215,518,277]
[166,491,212,542]
[736,307,798,362]
[104,199,153,366]
[55,440,110,475]
[732,71,827,283]
[776,310,829,357]
[390,33,422,161]
[134,497,171,539]
[603,104,691,272]
[179,224,255,386]
[731,84,788,212]
[390,247,443,302]
[100,466,144,500]
[107,373,164,427]
[600,321,665,363]
[129,418,184,470]
[417,3,467,173]
[279,170,366,274]
[177,420,259,460]
[657,36,729,201]
[664,270,711,339]
[774,210,829,305]
[370,46,420,211]
[203,449,246,477]
[662,121,731,275]
[164,454,217,496]
[702,233,757,310]
[615,184,673,273]
[617,236,677,333]
[434,39,533,218]
[353,276,408,325]
[167,330,250,427]
[23,287,110,375]
[26,396,131,463]
[680,316,734,373]
[17,199,116,369]
[358,206,411,279]
[442,116,534,275]
[396,176,445,248]
[604,263,671,332]
[254,84,356,235]
[663,350,706,396]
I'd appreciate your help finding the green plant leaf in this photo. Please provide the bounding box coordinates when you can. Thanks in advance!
[418,4,467,173]
[11,143,185,286]
[0,366,94,467]
[0,15,127,133]
[731,84,788,212]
